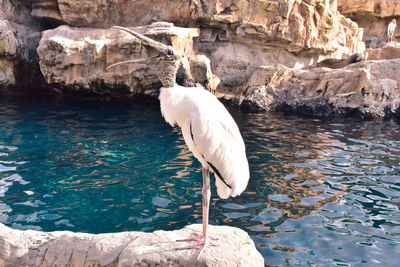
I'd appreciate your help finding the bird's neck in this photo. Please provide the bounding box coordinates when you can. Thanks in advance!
[159,85,188,127]
[159,60,180,88]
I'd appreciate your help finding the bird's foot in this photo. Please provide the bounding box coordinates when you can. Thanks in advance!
[176,239,218,249]
[177,232,218,243]
[176,234,218,259]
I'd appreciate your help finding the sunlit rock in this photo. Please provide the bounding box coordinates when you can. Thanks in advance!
[31,0,365,88]
[338,0,400,19]
[239,59,400,118]
[0,223,264,267]
[338,0,400,48]
[36,23,203,96]
[366,42,400,60]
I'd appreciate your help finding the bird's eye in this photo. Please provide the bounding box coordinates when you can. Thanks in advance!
[166,50,174,56]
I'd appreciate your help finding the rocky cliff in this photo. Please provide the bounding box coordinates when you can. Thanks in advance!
[1,0,400,118]
[0,0,365,90]
[338,0,400,48]
[239,58,400,118]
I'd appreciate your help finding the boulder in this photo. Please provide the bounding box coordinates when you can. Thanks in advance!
[36,23,203,96]
[366,42,400,60]
[0,0,42,91]
[239,59,400,118]
[0,223,264,267]
[0,19,41,89]
[0,20,20,87]
[0,0,38,26]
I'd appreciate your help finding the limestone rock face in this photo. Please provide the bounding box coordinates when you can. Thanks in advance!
[3,1,367,95]
[36,23,201,96]
[0,20,18,86]
[338,0,400,48]
[366,42,400,60]
[33,0,194,28]
[0,0,37,26]
[197,0,364,87]
[0,20,27,60]
[30,0,364,56]
[31,0,63,22]
[0,223,264,267]
[0,1,42,90]
[0,19,41,88]
[338,0,400,18]
[30,0,365,88]
[240,59,400,118]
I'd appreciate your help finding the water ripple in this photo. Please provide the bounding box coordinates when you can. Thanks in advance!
[0,98,400,266]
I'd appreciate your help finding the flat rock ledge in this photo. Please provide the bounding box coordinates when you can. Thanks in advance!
[0,223,264,267]
[238,58,400,118]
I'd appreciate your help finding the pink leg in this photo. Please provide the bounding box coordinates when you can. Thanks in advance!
[177,168,217,253]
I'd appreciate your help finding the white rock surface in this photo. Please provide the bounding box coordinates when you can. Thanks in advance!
[0,223,264,267]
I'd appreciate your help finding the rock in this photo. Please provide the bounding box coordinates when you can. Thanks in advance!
[0,1,42,91]
[338,0,400,19]
[239,59,400,118]
[366,42,400,60]
[189,54,221,93]
[38,0,194,28]
[0,19,41,89]
[338,0,400,48]
[31,0,63,22]
[240,99,263,113]
[30,1,365,88]
[36,23,203,96]
[196,0,365,87]
[0,0,38,26]
[0,20,28,61]
[358,106,386,120]
[315,53,366,69]
[4,0,393,121]
[30,0,365,56]
[3,1,366,95]
[0,223,264,267]
[0,20,19,87]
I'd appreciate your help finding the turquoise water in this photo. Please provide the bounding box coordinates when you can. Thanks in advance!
[0,96,399,266]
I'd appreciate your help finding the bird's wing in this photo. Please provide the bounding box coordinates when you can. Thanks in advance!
[181,105,249,199]
[388,23,396,35]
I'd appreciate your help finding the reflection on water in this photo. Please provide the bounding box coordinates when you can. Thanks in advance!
[0,97,399,266]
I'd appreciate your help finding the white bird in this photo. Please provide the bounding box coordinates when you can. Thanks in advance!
[108,26,250,252]
[387,19,397,42]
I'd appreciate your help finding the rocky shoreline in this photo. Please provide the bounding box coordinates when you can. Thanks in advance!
[0,223,264,266]
[1,1,399,118]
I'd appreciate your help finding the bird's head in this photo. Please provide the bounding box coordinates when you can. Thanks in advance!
[107,26,180,88]
[392,19,397,24]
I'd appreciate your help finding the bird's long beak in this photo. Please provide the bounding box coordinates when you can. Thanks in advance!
[107,26,176,70]
[106,56,159,70]
[112,26,171,54]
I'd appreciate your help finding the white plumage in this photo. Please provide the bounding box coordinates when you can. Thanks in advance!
[388,19,397,42]
[159,85,249,199]
[108,26,250,252]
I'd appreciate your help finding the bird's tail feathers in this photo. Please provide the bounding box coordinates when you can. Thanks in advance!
[215,173,249,199]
